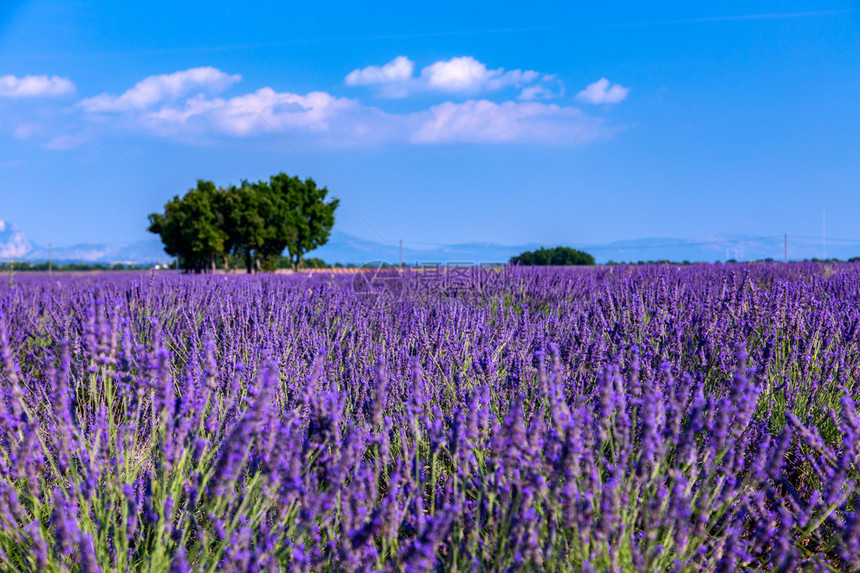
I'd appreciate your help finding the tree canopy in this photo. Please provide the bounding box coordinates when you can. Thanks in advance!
[146,180,228,273]
[147,173,338,273]
[509,246,595,266]
[268,173,338,272]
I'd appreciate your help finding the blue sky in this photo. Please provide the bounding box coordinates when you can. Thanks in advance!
[1,1,858,253]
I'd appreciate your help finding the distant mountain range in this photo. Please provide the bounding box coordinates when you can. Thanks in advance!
[0,220,171,265]
[1,219,857,266]
[311,230,859,266]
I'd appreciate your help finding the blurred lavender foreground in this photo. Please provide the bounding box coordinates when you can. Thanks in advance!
[1,264,859,571]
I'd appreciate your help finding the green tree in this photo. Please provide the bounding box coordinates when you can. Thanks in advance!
[510,246,595,266]
[147,181,229,273]
[264,174,339,272]
[224,180,276,273]
[148,173,339,274]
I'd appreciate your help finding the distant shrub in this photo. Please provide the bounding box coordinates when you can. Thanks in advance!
[300,257,328,269]
[510,246,595,266]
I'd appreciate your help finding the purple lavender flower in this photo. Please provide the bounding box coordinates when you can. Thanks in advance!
[0,264,857,570]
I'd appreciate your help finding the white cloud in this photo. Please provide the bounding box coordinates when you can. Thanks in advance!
[23,66,623,148]
[518,85,556,101]
[420,56,540,93]
[80,67,241,112]
[45,133,90,150]
[346,55,548,98]
[63,67,393,145]
[0,222,32,259]
[411,100,592,144]
[89,77,600,146]
[138,88,365,139]
[12,123,44,139]
[0,75,75,98]
[345,56,414,86]
[576,78,629,104]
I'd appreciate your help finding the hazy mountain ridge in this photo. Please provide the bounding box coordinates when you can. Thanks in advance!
[1,221,856,265]
[0,221,171,264]
[311,230,855,265]
[25,237,172,265]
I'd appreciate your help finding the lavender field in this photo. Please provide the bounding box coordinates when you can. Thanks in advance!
[0,264,859,571]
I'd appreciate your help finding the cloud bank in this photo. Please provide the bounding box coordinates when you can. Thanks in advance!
[0,220,32,259]
[7,61,628,147]
[411,100,588,144]
[345,56,556,98]
[80,67,242,112]
[576,78,629,104]
[0,75,75,98]
[345,56,414,87]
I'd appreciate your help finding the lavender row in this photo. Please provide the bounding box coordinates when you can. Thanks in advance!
[0,263,858,571]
